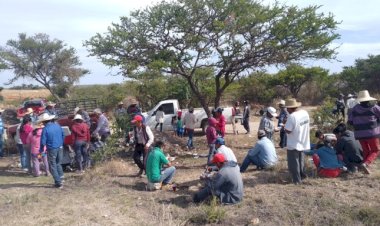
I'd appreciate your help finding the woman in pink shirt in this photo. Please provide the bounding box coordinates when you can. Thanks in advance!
[215,108,226,137]
[26,123,50,177]
[20,115,34,173]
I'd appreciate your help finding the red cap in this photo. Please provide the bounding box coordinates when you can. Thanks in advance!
[131,115,143,123]
[211,153,226,164]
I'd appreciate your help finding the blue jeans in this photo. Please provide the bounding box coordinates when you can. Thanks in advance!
[240,155,264,172]
[187,129,194,148]
[160,166,176,184]
[17,144,27,169]
[23,144,32,172]
[47,148,64,186]
[74,140,88,171]
[0,136,3,157]
[207,144,216,164]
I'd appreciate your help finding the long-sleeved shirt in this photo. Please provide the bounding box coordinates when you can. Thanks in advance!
[335,130,363,164]
[40,122,64,151]
[209,161,243,204]
[183,112,197,130]
[348,103,380,139]
[216,115,226,137]
[14,124,23,144]
[243,106,250,120]
[277,108,289,127]
[259,115,275,140]
[305,146,344,169]
[134,125,154,148]
[80,111,91,127]
[248,137,278,167]
[20,123,33,144]
[93,114,110,136]
[71,122,90,142]
[26,128,45,155]
[155,110,165,123]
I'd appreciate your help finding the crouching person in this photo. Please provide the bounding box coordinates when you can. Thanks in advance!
[240,130,278,172]
[193,153,243,204]
[146,141,176,191]
[304,134,345,178]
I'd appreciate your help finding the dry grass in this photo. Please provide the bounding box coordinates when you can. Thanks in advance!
[0,89,50,104]
[0,115,379,226]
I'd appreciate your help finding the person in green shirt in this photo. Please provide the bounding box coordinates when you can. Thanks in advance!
[146,141,176,186]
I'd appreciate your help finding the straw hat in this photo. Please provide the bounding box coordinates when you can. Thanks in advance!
[356,90,377,102]
[118,101,124,105]
[285,98,302,108]
[33,122,45,129]
[94,108,102,114]
[37,113,55,123]
[25,108,34,115]
[73,114,83,121]
[278,100,286,106]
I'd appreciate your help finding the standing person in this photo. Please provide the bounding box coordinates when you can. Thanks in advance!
[277,100,289,148]
[215,107,226,137]
[20,115,33,173]
[146,140,176,190]
[39,113,65,188]
[15,124,27,170]
[92,108,110,143]
[27,122,50,177]
[74,107,91,128]
[131,115,154,176]
[333,123,363,173]
[115,101,126,116]
[284,98,310,184]
[346,94,357,116]
[24,107,38,123]
[206,117,218,164]
[176,116,184,137]
[348,90,380,174]
[183,107,197,149]
[0,109,4,158]
[171,116,178,136]
[240,130,278,172]
[335,93,346,119]
[193,153,244,204]
[45,101,57,116]
[71,114,90,174]
[154,107,165,132]
[242,100,250,134]
[231,101,240,135]
[258,106,278,141]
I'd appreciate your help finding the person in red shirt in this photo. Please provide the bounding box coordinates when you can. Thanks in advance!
[215,107,226,137]
[71,114,90,173]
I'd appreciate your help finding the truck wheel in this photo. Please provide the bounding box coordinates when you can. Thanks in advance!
[201,119,208,135]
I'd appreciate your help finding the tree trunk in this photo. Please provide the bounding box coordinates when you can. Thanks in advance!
[186,77,211,117]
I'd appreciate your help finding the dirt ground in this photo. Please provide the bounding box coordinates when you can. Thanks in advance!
[1,111,380,226]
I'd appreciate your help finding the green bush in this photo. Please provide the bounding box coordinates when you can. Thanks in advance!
[312,97,342,132]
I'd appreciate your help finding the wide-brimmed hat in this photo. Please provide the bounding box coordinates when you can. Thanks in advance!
[356,90,377,102]
[37,113,55,123]
[285,98,302,108]
[118,101,124,105]
[33,122,45,129]
[46,101,56,107]
[347,94,353,98]
[278,100,285,106]
[25,108,34,115]
[94,108,102,114]
[73,114,83,121]
[267,106,278,117]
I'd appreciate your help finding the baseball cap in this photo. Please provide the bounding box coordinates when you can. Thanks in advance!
[214,137,225,145]
[131,115,143,123]
[267,107,278,117]
[211,153,226,164]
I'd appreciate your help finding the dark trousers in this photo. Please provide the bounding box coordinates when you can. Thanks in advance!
[155,123,163,132]
[287,149,305,184]
[243,118,250,133]
[279,128,287,148]
[74,140,88,171]
[133,143,146,170]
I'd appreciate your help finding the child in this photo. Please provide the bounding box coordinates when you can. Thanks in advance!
[171,116,178,136]
[177,116,184,137]
[26,123,50,177]
[206,117,218,164]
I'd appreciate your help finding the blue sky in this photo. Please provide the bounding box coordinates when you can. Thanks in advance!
[1,0,380,87]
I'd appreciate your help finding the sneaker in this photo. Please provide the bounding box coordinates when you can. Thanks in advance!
[54,184,63,189]
[360,163,371,174]
[22,168,29,172]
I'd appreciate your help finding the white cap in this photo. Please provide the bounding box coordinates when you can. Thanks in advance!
[73,114,83,121]
[267,107,278,117]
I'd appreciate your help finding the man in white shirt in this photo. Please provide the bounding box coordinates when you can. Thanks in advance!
[346,94,358,116]
[183,107,197,149]
[284,98,310,184]
[214,137,238,163]
[131,115,154,176]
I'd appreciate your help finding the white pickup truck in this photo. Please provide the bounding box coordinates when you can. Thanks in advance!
[142,99,239,133]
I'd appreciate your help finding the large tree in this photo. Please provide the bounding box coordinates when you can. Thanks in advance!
[0,33,89,101]
[85,0,339,115]
[271,64,329,98]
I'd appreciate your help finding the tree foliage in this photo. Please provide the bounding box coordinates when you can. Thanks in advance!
[339,54,380,94]
[85,0,339,114]
[272,64,329,98]
[0,33,89,101]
